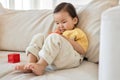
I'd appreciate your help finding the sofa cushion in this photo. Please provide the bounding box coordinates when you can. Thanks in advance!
[0,51,98,80]
[77,0,119,62]
[0,10,55,51]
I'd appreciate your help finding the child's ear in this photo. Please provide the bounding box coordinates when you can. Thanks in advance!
[73,17,78,25]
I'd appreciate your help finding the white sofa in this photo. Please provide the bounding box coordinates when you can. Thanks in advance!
[99,6,120,80]
[0,0,119,80]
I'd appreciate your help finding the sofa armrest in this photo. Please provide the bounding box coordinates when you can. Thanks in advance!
[99,6,120,80]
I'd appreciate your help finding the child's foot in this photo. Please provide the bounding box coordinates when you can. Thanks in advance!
[29,63,46,76]
[15,64,32,73]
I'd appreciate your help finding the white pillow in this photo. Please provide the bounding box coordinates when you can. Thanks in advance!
[77,0,119,63]
[0,9,57,51]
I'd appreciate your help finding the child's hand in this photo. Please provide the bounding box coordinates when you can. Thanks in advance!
[49,28,61,35]
[54,29,61,34]
[54,28,64,34]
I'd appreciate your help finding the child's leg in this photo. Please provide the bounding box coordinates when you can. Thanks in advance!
[29,33,83,75]
[15,33,45,72]
[38,33,83,69]
[15,52,37,72]
[27,52,38,63]
[28,57,48,75]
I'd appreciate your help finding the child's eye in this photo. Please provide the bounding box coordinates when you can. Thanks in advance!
[63,21,66,23]
[56,23,59,25]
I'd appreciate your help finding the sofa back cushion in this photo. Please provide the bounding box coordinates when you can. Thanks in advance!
[0,10,56,51]
[0,0,119,63]
[77,0,118,62]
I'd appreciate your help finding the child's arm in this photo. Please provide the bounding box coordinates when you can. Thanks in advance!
[63,36,85,55]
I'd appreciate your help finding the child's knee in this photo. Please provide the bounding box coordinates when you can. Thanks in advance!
[32,33,44,43]
[30,33,45,47]
[48,33,61,39]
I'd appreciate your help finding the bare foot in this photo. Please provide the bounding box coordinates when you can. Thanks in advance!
[15,64,32,73]
[29,63,46,76]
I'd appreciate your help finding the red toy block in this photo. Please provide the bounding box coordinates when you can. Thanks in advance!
[8,53,20,63]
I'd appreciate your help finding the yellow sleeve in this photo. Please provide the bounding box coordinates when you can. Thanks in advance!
[74,28,89,52]
[62,30,76,40]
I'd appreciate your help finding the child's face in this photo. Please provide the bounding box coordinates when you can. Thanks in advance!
[54,11,78,33]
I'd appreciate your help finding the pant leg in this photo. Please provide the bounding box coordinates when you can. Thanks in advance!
[39,33,84,69]
[26,33,45,60]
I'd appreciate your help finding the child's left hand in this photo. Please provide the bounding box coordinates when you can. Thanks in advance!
[54,29,62,34]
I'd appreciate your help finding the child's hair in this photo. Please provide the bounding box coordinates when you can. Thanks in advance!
[54,2,79,26]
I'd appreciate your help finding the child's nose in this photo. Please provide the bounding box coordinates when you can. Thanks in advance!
[59,23,64,28]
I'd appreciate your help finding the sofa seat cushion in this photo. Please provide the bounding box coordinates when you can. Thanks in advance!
[0,51,98,80]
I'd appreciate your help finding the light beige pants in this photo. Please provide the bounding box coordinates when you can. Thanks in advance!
[26,33,83,70]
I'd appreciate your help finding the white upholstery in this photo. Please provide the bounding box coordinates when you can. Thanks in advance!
[100,6,120,80]
[0,51,98,80]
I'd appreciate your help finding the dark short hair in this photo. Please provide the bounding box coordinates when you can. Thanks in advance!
[54,2,79,26]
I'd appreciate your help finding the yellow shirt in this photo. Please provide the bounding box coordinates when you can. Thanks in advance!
[62,28,88,52]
